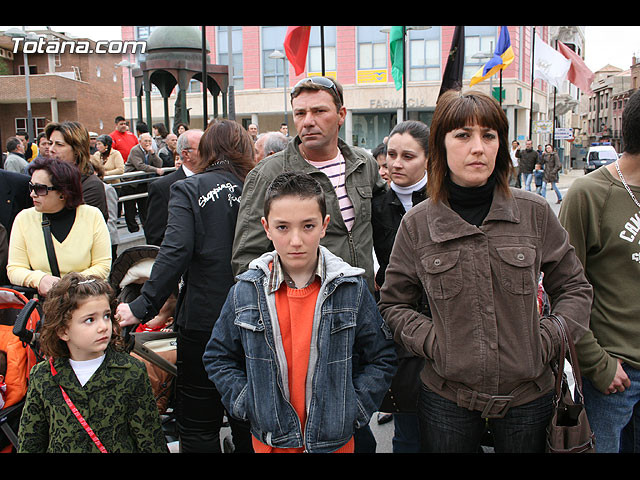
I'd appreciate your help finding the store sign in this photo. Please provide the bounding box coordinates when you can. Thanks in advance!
[369,98,428,109]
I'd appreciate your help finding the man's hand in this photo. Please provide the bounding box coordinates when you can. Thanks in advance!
[605,359,631,395]
[115,303,141,327]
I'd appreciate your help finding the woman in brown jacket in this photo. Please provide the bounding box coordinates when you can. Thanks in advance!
[541,144,563,204]
[378,90,593,453]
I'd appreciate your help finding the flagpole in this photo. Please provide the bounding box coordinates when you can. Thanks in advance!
[499,70,503,106]
[320,26,325,76]
[529,26,536,139]
[402,26,407,121]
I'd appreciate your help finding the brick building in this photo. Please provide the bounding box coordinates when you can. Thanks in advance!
[0,29,125,151]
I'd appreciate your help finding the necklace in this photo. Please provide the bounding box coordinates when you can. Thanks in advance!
[614,160,640,209]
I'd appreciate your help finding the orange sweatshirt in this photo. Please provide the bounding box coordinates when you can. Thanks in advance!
[252,278,354,453]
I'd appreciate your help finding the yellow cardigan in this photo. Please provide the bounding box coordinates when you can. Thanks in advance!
[7,205,112,289]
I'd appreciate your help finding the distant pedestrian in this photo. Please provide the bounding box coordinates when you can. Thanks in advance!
[541,144,563,204]
[515,139,538,191]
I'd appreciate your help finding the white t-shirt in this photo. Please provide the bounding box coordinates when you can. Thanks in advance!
[69,354,106,387]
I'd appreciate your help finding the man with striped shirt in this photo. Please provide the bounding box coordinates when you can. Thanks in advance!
[232,76,385,294]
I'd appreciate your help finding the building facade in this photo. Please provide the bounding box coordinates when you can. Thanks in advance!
[0,29,125,149]
[121,25,561,153]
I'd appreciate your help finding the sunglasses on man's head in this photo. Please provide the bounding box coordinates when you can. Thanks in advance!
[291,77,343,105]
[28,182,57,196]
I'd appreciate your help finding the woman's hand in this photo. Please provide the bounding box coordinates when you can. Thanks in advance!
[38,274,60,296]
[115,303,141,327]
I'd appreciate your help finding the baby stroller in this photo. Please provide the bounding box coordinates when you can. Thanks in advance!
[109,245,178,443]
[0,287,42,453]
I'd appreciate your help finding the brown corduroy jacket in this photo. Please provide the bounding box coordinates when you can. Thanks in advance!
[378,187,593,416]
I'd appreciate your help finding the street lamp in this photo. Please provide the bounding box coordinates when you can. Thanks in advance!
[115,59,136,132]
[269,49,288,128]
[5,27,38,140]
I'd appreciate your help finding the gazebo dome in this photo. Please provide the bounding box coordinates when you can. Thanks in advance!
[146,25,209,52]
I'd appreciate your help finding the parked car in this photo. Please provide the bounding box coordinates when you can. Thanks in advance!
[584,143,618,174]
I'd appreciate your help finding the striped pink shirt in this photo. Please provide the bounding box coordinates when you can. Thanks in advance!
[307,152,354,231]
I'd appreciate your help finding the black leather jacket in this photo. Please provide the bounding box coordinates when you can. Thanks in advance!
[129,166,243,333]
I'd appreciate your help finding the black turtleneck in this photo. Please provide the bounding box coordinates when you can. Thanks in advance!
[44,207,76,243]
[445,174,496,227]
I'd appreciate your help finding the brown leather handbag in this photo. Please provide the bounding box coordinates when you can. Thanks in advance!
[546,314,596,453]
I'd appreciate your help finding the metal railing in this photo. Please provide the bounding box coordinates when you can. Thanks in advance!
[104,167,177,203]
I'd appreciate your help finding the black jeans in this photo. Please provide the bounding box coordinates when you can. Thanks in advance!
[176,327,252,453]
[417,384,553,453]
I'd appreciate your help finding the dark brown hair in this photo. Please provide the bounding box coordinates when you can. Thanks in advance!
[198,119,255,182]
[427,90,512,203]
[45,121,93,176]
[28,156,84,209]
[263,172,326,220]
[39,273,123,359]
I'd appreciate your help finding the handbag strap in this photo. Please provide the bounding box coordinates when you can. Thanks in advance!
[548,313,585,403]
[49,358,108,453]
[41,215,61,278]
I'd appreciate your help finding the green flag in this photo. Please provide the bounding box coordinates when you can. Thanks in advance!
[390,26,404,91]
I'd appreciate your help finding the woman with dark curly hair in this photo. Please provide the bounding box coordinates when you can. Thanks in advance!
[7,157,111,296]
[17,273,166,453]
[91,134,125,183]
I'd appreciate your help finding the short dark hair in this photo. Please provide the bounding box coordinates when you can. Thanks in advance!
[622,89,640,155]
[290,76,344,111]
[28,156,84,209]
[372,142,387,158]
[6,136,21,152]
[115,116,126,124]
[263,172,326,220]
[428,90,512,204]
[388,120,429,157]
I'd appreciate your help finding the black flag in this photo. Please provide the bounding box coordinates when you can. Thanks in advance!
[438,26,465,99]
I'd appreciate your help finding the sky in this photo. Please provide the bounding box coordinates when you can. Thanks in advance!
[4,25,640,73]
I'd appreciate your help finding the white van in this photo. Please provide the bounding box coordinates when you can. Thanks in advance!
[584,143,618,174]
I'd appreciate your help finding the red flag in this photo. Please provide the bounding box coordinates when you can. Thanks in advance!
[557,41,595,94]
[284,26,311,76]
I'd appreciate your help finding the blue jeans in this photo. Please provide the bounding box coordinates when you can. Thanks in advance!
[541,181,562,201]
[523,173,534,191]
[417,385,553,453]
[582,363,640,453]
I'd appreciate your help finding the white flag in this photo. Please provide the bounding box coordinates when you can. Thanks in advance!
[533,34,570,89]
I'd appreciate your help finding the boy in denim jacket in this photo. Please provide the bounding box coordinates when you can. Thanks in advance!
[203,172,396,453]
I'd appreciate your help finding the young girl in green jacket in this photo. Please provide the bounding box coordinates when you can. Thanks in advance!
[18,273,167,453]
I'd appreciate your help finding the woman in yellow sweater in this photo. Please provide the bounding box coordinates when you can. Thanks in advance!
[7,157,111,296]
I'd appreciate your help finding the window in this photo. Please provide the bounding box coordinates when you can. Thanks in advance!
[15,117,47,137]
[357,26,387,70]
[463,26,498,79]
[308,26,336,74]
[409,27,440,81]
[262,26,288,88]
[218,26,243,90]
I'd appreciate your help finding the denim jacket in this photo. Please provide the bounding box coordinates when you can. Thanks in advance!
[203,246,397,453]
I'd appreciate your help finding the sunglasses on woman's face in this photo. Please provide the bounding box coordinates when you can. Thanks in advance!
[28,182,58,196]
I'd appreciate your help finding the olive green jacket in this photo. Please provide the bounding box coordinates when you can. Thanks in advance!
[18,347,167,453]
[232,136,386,292]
